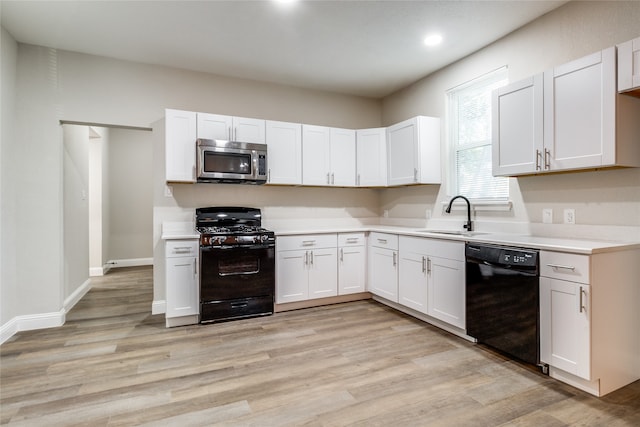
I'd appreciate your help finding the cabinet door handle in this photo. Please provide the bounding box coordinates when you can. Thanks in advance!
[340,248,344,262]
[579,286,586,313]
[304,251,309,266]
[392,251,397,267]
[331,173,335,185]
[421,256,426,273]
[268,168,271,182]
[234,127,237,141]
[427,257,432,274]
[546,263,575,271]
[326,172,330,184]
[228,127,232,141]
[310,251,314,265]
[536,150,542,171]
[544,149,551,170]
[414,168,418,182]
[357,174,361,186]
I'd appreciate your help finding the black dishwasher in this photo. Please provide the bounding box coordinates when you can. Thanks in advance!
[465,243,541,368]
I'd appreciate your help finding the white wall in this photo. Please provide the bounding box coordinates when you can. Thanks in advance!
[1,26,18,326]
[63,125,90,298]
[108,128,153,262]
[381,1,640,241]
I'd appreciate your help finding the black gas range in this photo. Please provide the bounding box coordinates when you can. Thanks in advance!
[196,207,275,323]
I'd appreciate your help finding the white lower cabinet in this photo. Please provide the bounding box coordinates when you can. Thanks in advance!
[540,277,590,379]
[338,233,366,295]
[165,239,199,326]
[368,233,398,302]
[276,234,337,303]
[398,236,465,329]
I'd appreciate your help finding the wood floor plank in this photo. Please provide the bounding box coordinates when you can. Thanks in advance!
[2,266,639,426]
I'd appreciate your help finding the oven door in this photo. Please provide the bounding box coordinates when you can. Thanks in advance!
[200,245,275,321]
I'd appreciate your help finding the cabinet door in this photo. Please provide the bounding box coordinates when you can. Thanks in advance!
[165,109,197,182]
[308,248,338,299]
[276,250,309,303]
[233,117,265,144]
[544,47,616,170]
[166,256,198,317]
[398,250,428,314]
[356,128,387,186]
[617,37,640,92]
[338,246,366,295]
[266,120,302,184]
[492,75,544,176]
[387,118,418,186]
[302,125,331,186]
[540,277,591,380]
[368,247,398,302]
[330,128,356,186]
[197,113,232,140]
[427,257,465,329]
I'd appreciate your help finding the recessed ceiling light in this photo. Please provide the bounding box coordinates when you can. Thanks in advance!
[424,34,443,47]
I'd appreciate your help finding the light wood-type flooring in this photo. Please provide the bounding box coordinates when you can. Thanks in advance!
[1,266,639,426]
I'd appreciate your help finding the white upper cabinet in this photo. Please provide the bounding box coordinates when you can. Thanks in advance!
[330,128,356,186]
[302,125,356,186]
[494,46,640,177]
[165,108,197,183]
[617,36,640,94]
[197,113,265,143]
[265,120,302,185]
[492,75,544,176]
[387,116,441,186]
[356,128,387,187]
[302,125,332,186]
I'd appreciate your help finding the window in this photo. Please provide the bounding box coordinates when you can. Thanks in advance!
[448,68,509,200]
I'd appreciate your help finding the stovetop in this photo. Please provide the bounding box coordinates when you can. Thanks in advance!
[197,225,272,236]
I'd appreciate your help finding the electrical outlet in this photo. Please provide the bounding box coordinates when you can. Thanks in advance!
[542,208,553,224]
[564,208,575,224]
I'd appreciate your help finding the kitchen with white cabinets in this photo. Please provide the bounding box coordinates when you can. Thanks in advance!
[3,2,640,424]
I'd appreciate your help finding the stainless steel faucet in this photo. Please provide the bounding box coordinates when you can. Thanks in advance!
[445,195,473,232]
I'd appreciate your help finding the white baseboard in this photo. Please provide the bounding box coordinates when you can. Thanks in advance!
[1,311,65,345]
[152,300,166,315]
[107,257,153,269]
[63,278,92,313]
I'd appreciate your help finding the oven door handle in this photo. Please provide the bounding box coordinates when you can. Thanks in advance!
[218,269,260,277]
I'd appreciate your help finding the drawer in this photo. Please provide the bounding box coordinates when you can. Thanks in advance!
[540,251,590,284]
[400,236,464,262]
[338,232,366,247]
[369,232,398,250]
[166,240,199,258]
[276,234,337,251]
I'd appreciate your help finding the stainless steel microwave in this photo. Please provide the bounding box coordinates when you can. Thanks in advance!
[196,139,267,184]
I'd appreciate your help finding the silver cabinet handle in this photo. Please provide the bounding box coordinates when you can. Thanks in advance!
[377,238,387,244]
[579,286,586,313]
[302,240,316,247]
[326,172,330,184]
[544,149,551,170]
[392,251,397,267]
[310,251,314,265]
[268,169,271,183]
[546,263,575,271]
[414,168,418,182]
[331,172,335,185]
[304,251,309,266]
[427,257,432,274]
[340,248,344,262]
[421,256,426,273]
[357,174,361,186]
[536,150,542,171]
[228,127,232,141]
[234,127,237,141]
[345,238,359,243]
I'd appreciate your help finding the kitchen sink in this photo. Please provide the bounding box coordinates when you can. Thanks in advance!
[414,229,488,237]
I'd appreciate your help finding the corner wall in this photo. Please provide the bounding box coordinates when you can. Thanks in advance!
[381,1,640,241]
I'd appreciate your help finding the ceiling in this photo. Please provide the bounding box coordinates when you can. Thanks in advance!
[1,0,567,98]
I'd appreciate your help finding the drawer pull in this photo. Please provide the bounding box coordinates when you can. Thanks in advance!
[302,240,316,246]
[377,239,388,244]
[345,238,359,243]
[546,263,575,271]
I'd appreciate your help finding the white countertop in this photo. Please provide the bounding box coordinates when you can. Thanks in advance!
[273,225,640,255]
[161,222,199,240]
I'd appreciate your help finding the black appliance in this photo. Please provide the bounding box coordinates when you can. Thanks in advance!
[465,243,543,369]
[196,207,275,323]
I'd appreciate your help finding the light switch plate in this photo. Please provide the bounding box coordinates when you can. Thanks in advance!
[542,208,553,224]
